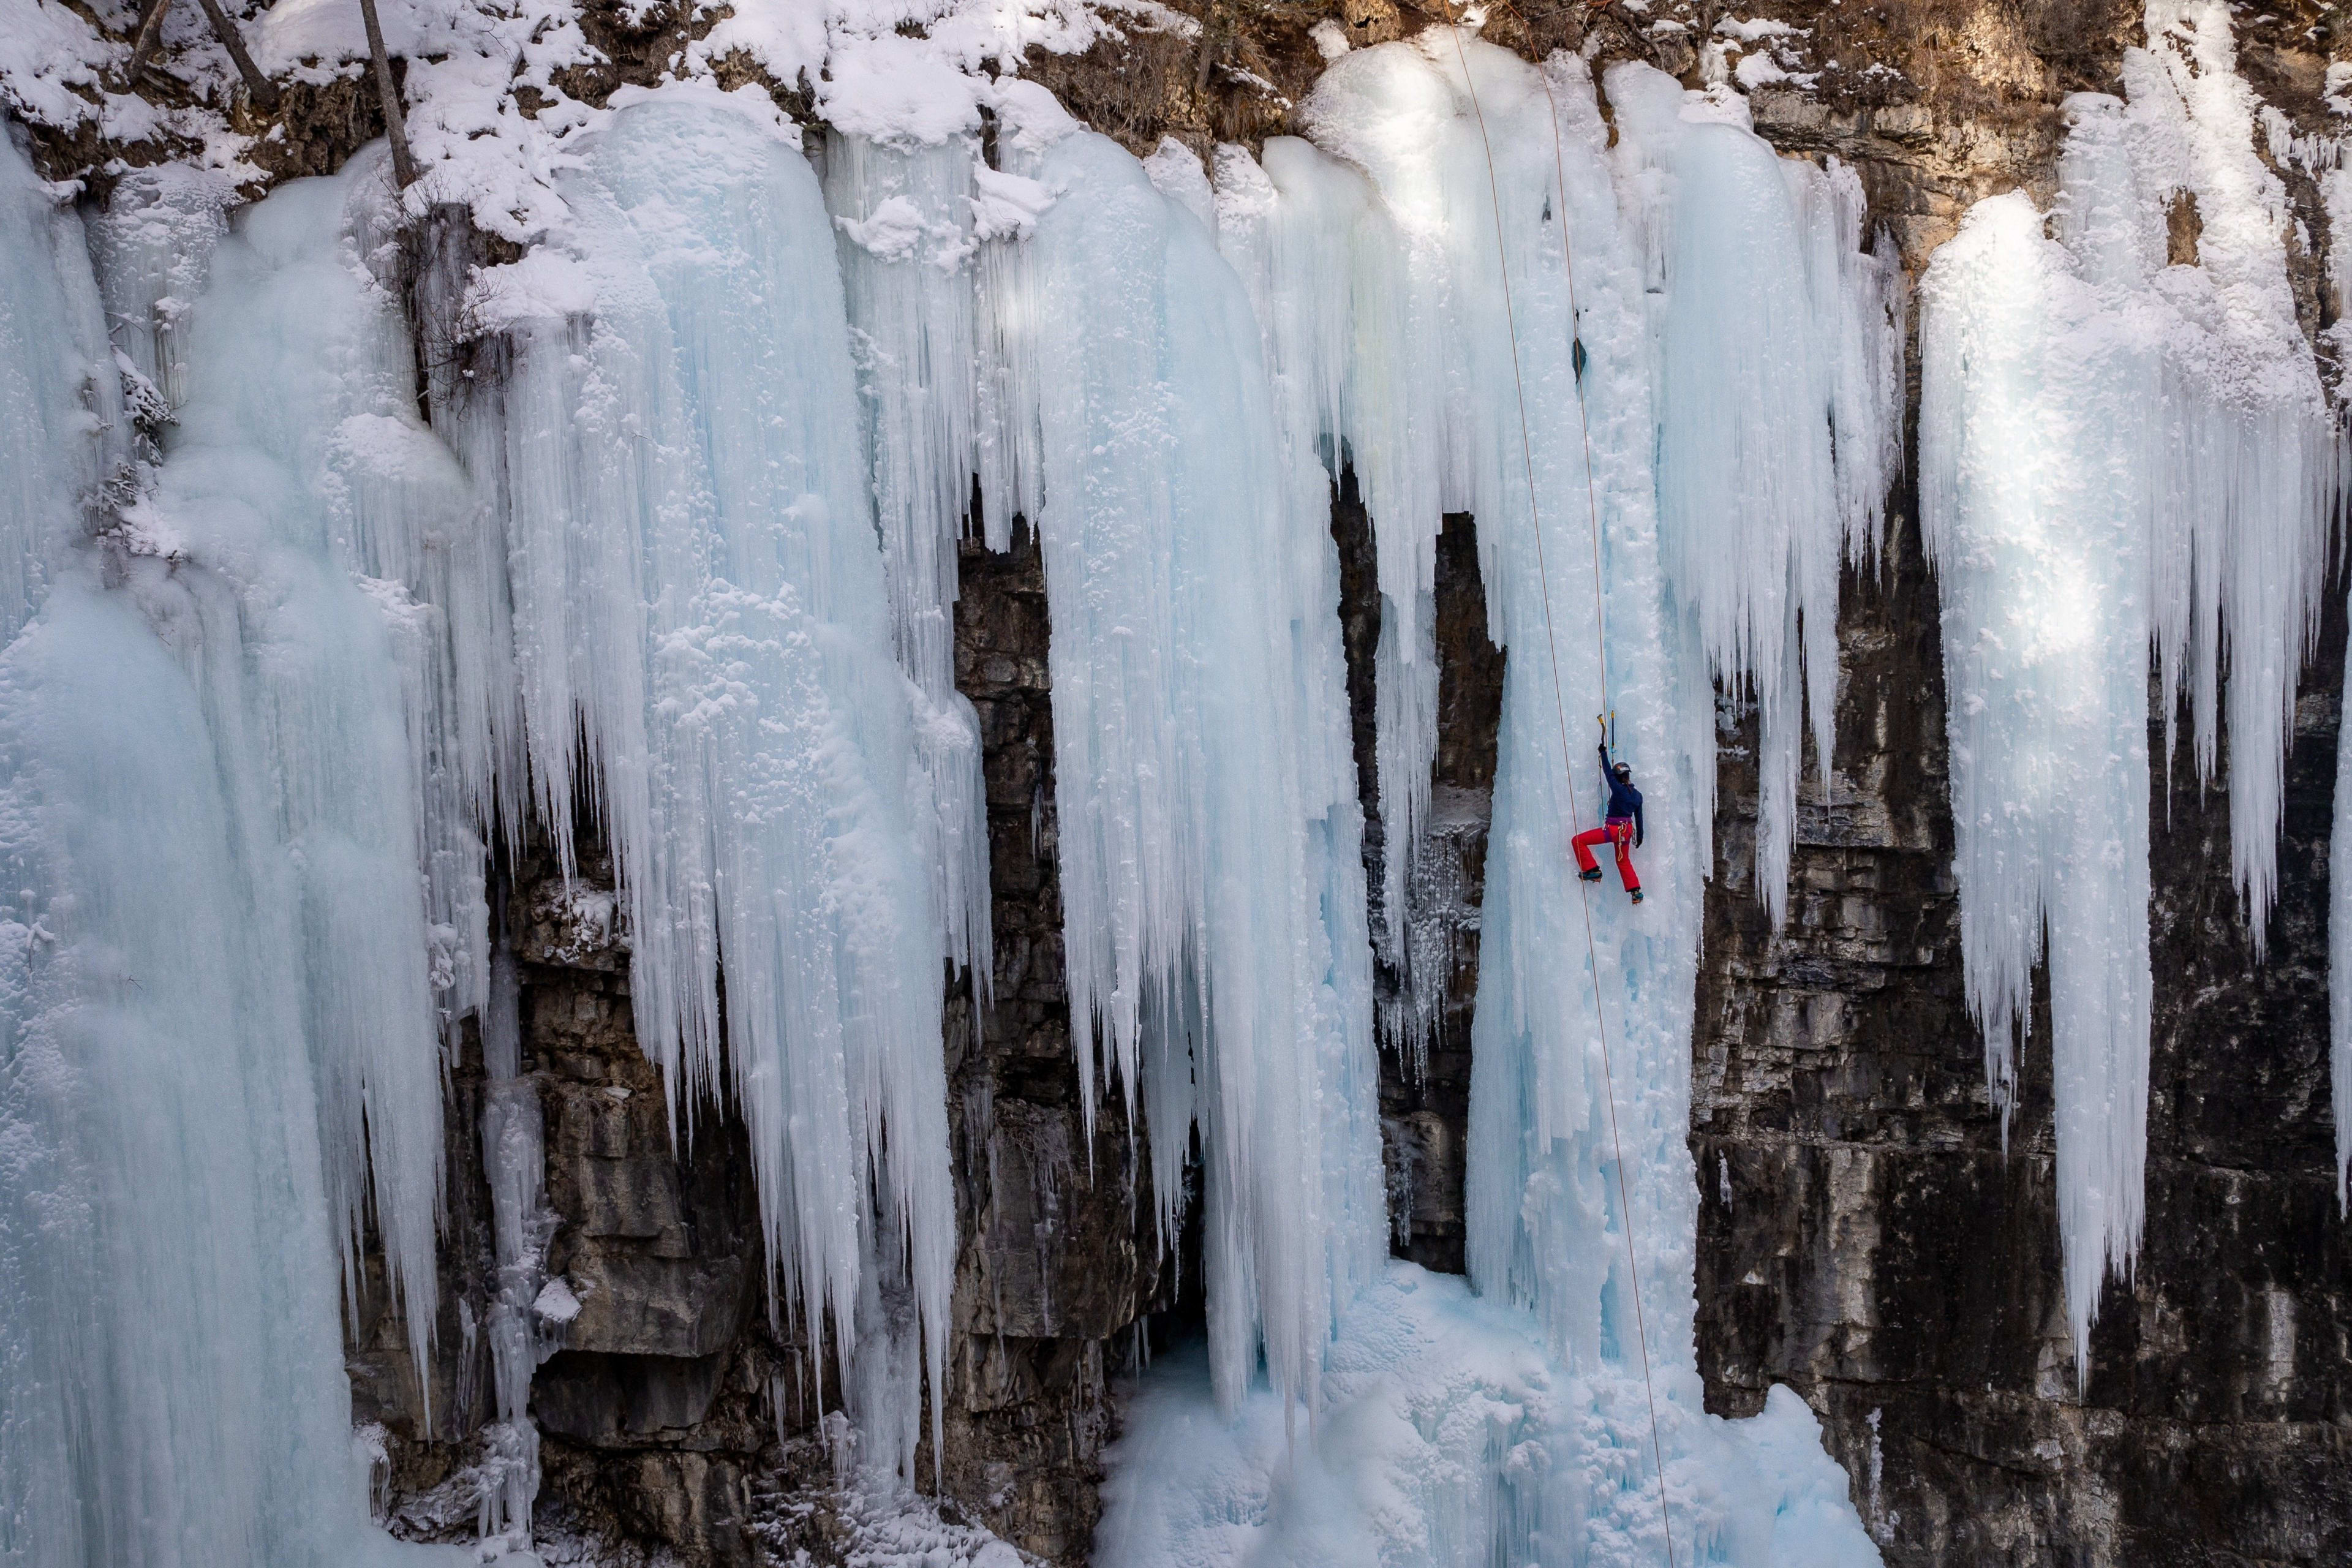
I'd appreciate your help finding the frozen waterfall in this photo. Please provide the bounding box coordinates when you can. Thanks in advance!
[980,81,1391,1421]
[1099,36,1883,1568]
[0,132,469,1567]
[458,93,961,1487]
[16,0,2337,1558]
[1924,0,2341,1367]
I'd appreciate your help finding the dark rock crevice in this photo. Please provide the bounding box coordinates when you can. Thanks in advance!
[937,518,1167,1562]
[1330,464,1506,1276]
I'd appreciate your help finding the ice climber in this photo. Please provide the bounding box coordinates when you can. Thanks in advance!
[1574,722,1644,903]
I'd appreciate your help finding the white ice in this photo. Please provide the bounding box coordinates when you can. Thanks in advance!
[0,127,469,1568]
[479,946,557,1547]
[0,9,1976,1559]
[91,152,477,1396]
[461,92,956,1486]
[1608,65,1901,924]
[1099,32,1885,1566]
[1922,0,2339,1365]
[978,84,1389,1419]
[1099,1266,1880,1568]
[818,68,993,995]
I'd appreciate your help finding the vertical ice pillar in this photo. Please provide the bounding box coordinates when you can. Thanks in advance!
[1302,27,1709,1425]
[1924,4,2341,1358]
[1607,65,1902,924]
[0,582,451,1568]
[820,70,992,993]
[0,127,451,1568]
[1181,52,1460,1041]
[1277,50,1455,1038]
[1212,134,1399,1392]
[2125,0,2340,952]
[478,948,554,1544]
[2325,70,2352,1221]
[1202,127,1462,1057]
[472,97,954,1485]
[2335,645,2352,1211]
[0,121,123,639]
[88,153,475,1396]
[979,89,1387,1417]
[1920,170,2157,1372]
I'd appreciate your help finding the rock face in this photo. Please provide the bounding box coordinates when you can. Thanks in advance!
[938,522,1166,1561]
[357,526,1172,1566]
[1685,9,2352,1558]
[350,843,797,1564]
[1692,511,2352,1568]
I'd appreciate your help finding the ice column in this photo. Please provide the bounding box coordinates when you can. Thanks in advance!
[1212,133,1401,1385]
[1297,28,1703,1354]
[2127,0,2340,949]
[2323,94,2352,1223]
[1608,67,1902,922]
[2336,647,2352,1210]
[1920,171,2157,1374]
[89,154,479,1393]
[1924,4,2340,1357]
[1091,37,1882,1565]
[1194,123,1461,1057]
[0,121,123,642]
[1231,40,1466,1042]
[981,86,1387,1416]
[0,127,459,1568]
[473,97,953,1481]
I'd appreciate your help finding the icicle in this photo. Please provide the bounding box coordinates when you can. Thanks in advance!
[2128,0,2340,951]
[821,126,993,995]
[1215,133,1400,1393]
[478,946,554,1545]
[1279,61,1455,1012]
[1205,125,1452,1054]
[1317,25,1694,1381]
[1920,170,2157,1376]
[978,91,1386,1419]
[84,163,231,421]
[0,123,124,640]
[464,97,954,1487]
[2334,631,2352,1213]
[86,151,466,1398]
[1922,6,2342,1363]
[1102,39,1882,1565]
[0,126,434,1567]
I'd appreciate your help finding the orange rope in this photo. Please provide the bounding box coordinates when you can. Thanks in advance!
[1426,15,1679,1566]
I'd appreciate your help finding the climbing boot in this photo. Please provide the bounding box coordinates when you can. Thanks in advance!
[1629,889,1644,904]
[1578,867,1603,883]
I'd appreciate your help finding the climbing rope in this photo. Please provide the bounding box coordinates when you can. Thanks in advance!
[1426,12,1681,1566]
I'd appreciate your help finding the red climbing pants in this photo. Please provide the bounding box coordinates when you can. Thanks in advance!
[1572,818,1640,893]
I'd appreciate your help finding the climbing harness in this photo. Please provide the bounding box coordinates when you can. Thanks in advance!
[1427,11,1681,1566]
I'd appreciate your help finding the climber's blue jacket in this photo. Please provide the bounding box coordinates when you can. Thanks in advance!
[1600,743,1644,845]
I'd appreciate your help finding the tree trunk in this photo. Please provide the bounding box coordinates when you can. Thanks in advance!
[190,0,279,110]
[357,0,419,189]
